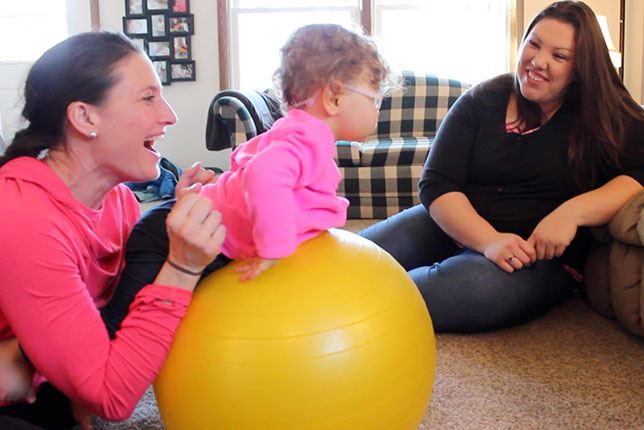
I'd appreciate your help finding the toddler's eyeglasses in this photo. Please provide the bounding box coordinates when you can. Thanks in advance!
[344,85,384,110]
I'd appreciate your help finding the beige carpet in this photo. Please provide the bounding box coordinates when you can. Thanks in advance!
[92,219,644,430]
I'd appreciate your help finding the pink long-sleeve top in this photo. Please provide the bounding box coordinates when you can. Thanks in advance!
[201,108,349,260]
[0,157,192,420]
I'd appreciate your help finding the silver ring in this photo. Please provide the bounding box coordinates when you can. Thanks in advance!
[508,256,514,263]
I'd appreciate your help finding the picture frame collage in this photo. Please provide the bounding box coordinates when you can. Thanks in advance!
[123,0,196,85]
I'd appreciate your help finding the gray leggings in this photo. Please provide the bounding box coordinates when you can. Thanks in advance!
[359,204,577,332]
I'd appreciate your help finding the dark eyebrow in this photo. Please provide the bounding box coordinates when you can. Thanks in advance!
[531,32,573,52]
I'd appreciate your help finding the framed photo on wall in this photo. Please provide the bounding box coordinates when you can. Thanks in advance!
[123,17,148,35]
[126,0,145,16]
[148,12,168,39]
[170,61,195,82]
[124,0,195,85]
[148,40,171,58]
[171,0,189,14]
[153,59,170,85]
[172,36,191,60]
[169,15,194,35]
[147,0,169,11]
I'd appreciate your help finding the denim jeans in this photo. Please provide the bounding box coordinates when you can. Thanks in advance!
[359,204,577,332]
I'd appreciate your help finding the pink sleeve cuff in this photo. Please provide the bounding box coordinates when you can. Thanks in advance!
[131,284,193,313]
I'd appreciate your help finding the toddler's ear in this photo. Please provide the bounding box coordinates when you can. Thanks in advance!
[321,81,343,116]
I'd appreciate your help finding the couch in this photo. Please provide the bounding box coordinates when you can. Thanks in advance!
[205,71,471,219]
[584,190,644,337]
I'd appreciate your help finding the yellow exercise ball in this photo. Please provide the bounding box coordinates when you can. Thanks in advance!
[154,228,435,430]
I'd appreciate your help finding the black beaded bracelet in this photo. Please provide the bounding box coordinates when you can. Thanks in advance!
[166,259,203,277]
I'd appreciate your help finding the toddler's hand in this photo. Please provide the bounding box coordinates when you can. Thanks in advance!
[235,257,279,282]
[0,338,36,404]
[175,162,218,199]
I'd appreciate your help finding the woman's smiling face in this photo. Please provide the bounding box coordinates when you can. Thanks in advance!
[517,18,576,116]
[90,52,178,184]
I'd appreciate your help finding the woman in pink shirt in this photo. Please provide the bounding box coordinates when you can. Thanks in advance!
[98,24,397,335]
[0,32,226,429]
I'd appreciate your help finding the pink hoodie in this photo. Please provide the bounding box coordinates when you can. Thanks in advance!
[200,109,349,260]
[0,157,192,420]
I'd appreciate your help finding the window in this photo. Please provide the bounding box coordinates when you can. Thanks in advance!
[372,0,513,85]
[226,1,362,90]
[0,0,68,62]
[219,0,515,90]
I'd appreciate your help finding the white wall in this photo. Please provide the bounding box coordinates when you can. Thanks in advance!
[0,0,93,153]
[0,63,31,146]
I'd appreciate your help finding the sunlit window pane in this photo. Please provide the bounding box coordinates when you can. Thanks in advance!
[234,0,359,8]
[0,0,68,62]
[373,0,511,85]
[228,0,512,89]
[233,8,357,90]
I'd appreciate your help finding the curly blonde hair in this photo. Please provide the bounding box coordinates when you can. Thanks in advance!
[273,24,397,110]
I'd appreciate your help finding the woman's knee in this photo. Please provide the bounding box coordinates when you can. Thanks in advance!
[409,252,576,332]
[359,204,456,270]
[360,205,429,242]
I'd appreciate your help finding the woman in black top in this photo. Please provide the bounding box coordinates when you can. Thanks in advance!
[361,0,644,332]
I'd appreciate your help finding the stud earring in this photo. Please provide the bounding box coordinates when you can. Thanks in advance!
[89,132,97,139]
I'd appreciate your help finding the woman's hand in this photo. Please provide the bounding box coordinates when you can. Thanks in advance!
[526,176,644,260]
[429,192,534,273]
[482,233,536,273]
[527,207,577,260]
[175,162,218,199]
[71,400,94,430]
[235,257,279,282]
[0,338,36,404]
[164,192,227,281]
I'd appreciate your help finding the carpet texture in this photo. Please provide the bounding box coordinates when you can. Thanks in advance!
[93,296,644,430]
[92,219,644,429]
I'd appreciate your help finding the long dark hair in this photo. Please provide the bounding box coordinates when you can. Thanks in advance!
[0,31,140,168]
[514,1,644,188]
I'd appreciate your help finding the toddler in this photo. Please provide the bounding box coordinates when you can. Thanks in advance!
[204,23,396,280]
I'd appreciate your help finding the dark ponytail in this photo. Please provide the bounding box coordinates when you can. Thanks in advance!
[0,31,140,167]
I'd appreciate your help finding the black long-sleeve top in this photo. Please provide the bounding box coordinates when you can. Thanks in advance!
[419,76,644,269]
